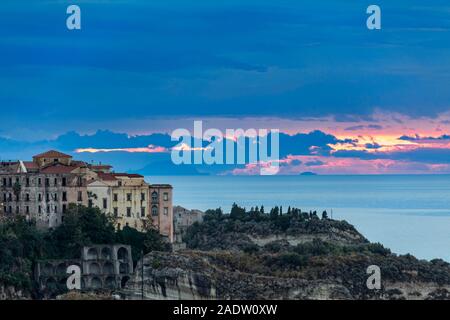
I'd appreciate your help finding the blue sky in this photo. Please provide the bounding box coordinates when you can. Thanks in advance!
[0,1,449,174]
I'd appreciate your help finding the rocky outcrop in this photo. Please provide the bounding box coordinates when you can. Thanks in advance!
[121,250,450,300]
[184,217,367,252]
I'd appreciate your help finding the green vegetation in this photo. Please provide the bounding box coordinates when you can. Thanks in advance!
[0,204,170,293]
[185,203,365,251]
[183,203,450,297]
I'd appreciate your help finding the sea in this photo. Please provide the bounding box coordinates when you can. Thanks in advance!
[150,175,450,262]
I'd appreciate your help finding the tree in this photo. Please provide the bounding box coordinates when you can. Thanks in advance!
[230,203,245,220]
[270,206,279,220]
[45,204,116,259]
[322,211,329,220]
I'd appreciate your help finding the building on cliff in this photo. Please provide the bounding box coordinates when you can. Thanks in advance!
[35,244,133,291]
[0,150,174,242]
[173,206,204,246]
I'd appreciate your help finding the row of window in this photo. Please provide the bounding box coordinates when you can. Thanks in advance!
[113,193,146,202]
[2,204,169,217]
[111,191,170,202]
[1,176,72,187]
[2,204,69,215]
[2,191,76,202]
[2,191,171,205]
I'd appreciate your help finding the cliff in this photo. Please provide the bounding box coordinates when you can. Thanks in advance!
[122,215,450,300]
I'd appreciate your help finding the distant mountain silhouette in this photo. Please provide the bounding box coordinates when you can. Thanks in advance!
[300,171,317,176]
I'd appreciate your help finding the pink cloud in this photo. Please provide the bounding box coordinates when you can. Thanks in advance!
[76,145,169,154]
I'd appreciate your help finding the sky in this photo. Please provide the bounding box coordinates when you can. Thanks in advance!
[0,0,449,174]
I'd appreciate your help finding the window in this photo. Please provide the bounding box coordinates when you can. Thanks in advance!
[54,193,58,201]
[3,193,6,202]
[103,198,107,209]
[8,193,12,201]
[38,193,42,202]
[141,193,145,201]
[38,206,41,214]
[26,178,30,187]
[16,206,19,214]
[8,178,12,187]
[46,193,50,202]
[55,206,58,213]
[152,191,158,202]
[141,207,146,217]
[113,193,118,202]
[54,178,58,186]
[77,177,82,187]
[164,207,169,215]
[45,178,49,187]
[163,192,169,201]
[126,207,131,217]
[152,206,158,216]
[26,193,30,201]
[62,177,67,187]
[38,178,42,186]
[63,204,67,214]
[26,206,29,214]
[78,191,83,202]
[2,178,6,186]
[113,207,118,217]
[62,192,67,202]
[54,158,58,163]
[47,205,50,214]
[127,193,132,201]
[16,193,20,201]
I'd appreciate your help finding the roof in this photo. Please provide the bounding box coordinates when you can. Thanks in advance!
[23,161,39,170]
[91,165,112,169]
[150,184,173,189]
[71,160,87,167]
[33,150,72,159]
[40,164,78,174]
[112,173,144,178]
[97,172,118,181]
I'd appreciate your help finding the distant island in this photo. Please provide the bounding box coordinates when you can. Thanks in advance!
[300,171,318,176]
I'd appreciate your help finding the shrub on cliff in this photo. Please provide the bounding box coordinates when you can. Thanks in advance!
[0,216,44,289]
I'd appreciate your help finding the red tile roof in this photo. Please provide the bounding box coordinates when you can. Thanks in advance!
[33,150,72,159]
[112,173,144,178]
[71,160,87,167]
[91,165,112,169]
[23,161,39,170]
[97,172,117,181]
[40,164,78,174]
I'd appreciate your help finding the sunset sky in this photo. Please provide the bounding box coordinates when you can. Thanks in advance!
[0,0,449,174]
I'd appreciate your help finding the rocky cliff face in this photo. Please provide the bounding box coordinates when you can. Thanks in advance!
[121,251,450,300]
[121,212,450,300]
[0,285,30,300]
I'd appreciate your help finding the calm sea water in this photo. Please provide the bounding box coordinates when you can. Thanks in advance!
[150,175,450,261]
